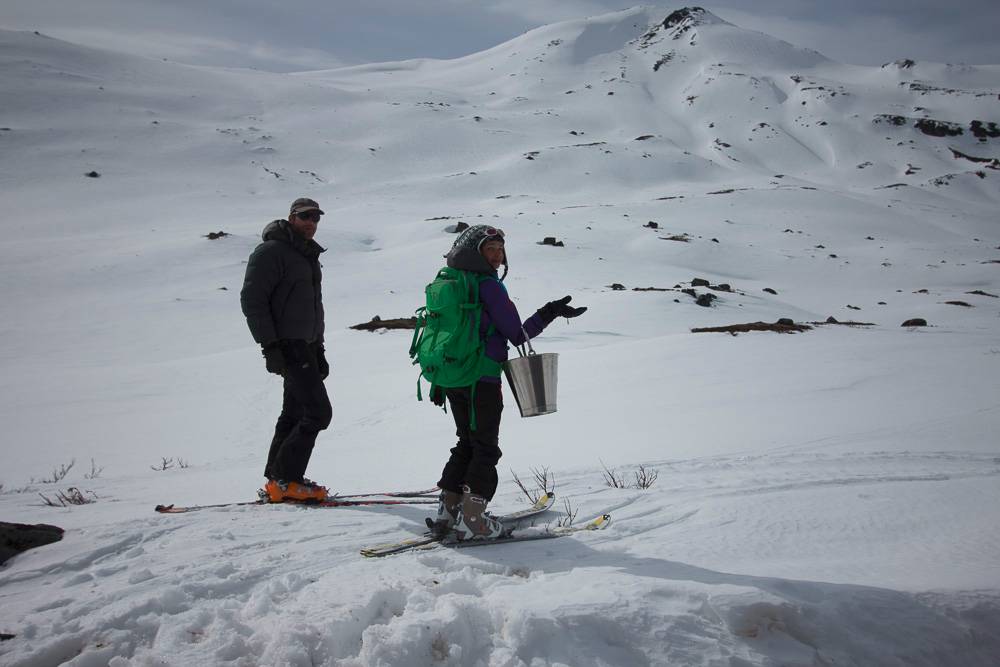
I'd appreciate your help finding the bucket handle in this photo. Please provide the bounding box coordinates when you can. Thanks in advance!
[515,326,536,358]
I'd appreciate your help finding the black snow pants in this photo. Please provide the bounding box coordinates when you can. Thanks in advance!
[264,340,332,483]
[437,381,504,501]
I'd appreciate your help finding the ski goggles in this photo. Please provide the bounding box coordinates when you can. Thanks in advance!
[483,227,505,240]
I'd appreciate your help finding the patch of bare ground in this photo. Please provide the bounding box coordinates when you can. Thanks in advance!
[811,317,876,327]
[692,320,811,334]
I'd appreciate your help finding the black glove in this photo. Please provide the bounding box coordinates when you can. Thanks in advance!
[430,385,446,407]
[262,343,286,376]
[539,295,587,321]
[316,344,330,380]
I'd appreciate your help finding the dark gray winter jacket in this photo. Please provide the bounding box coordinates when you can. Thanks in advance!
[240,220,325,347]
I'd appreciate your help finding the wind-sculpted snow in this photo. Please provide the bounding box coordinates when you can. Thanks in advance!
[1,6,999,666]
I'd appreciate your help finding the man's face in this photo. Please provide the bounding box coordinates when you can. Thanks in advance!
[289,210,321,240]
[480,240,505,270]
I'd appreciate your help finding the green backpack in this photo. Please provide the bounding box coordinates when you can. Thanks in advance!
[409,267,503,424]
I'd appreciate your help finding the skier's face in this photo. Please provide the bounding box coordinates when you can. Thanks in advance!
[480,240,505,270]
[290,210,321,239]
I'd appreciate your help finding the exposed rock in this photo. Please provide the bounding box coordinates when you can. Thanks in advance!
[709,284,732,292]
[691,278,711,287]
[660,234,691,242]
[643,221,659,229]
[970,121,1000,139]
[916,118,964,137]
[901,318,928,327]
[205,231,229,240]
[539,237,565,247]
[1,522,64,565]
[608,283,626,291]
[967,290,998,298]
[827,316,839,324]
[84,171,100,178]
[874,115,998,140]
[776,318,795,326]
[695,293,716,307]
[763,288,778,295]
[949,147,1000,168]
[350,316,417,332]
[944,301,972,307]
[634,135,655,141]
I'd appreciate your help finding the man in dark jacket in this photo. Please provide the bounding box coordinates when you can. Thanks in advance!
[240,198,332,502]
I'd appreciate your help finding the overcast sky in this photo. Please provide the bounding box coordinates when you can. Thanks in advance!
[2,1,998,72]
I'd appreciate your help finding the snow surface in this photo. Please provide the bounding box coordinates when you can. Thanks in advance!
[2,6,999,666]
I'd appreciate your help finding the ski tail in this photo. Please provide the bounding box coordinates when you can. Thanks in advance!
[155,488,441,514]
[441,512,611,549]
[332,486,440,499]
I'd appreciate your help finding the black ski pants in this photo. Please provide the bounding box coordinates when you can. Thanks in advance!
[264,340,332,483]
[438,381,504,501]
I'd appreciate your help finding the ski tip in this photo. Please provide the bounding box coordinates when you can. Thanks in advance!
[535,492,555,508]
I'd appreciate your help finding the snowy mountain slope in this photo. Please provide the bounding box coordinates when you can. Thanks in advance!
[1,6,999,665]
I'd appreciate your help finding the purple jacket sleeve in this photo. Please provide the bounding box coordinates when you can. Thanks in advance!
[479,279,550,354]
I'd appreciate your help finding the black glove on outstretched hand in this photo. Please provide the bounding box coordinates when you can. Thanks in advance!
[539,295,588,321]
[262,343,286,376]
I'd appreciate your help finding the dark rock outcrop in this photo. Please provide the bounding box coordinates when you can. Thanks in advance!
[1,522,64,565]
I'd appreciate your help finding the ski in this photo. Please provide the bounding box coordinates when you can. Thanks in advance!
[441,512,611,550]
[155,490,439,514]
[360,492,556,557]
[332,486,440,499]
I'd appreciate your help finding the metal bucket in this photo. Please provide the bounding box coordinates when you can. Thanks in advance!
[503,331,558,417]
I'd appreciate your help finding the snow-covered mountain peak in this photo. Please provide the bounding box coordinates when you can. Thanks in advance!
[650,5,729,38]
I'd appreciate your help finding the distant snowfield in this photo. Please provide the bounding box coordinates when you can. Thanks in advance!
[1,7,999,666]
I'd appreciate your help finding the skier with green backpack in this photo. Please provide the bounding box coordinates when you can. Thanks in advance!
[410,225,587,540]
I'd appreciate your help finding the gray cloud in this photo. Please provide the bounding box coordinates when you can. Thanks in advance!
[1,0,997,71]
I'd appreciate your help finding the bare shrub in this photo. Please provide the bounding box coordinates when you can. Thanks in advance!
[40,487,96,507]
[634,465,659,489]
[601,461,627,488]
[84,458,104,480]
[557,497,578,527]
[511,466,554,503]
[603,461,659,489]
[38,459,75,484]
[151,457,175,471]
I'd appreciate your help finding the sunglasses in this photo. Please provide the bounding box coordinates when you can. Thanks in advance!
[295,211,322,222]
